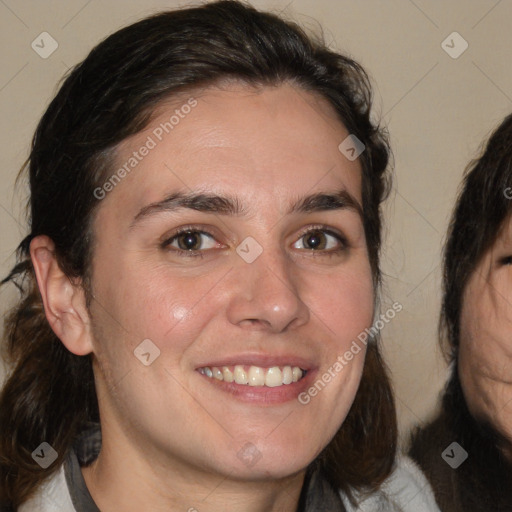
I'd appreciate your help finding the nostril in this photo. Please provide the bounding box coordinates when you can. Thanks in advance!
[238,318,270,329]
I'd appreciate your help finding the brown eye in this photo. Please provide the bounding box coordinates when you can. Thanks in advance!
[293,228,346,252]
[176,232,202,250]
[303,231,327,250]
[162,229,218,255]
[500,255,512,266]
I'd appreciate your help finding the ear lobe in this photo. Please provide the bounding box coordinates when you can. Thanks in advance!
[30,235,93,356]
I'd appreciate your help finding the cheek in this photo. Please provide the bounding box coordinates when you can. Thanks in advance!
[458,295,487,391]
[303,263,375,345]
[459,283,512,405]
[461,288,505,362]
[459,275,487,351]
[91,257,222,356]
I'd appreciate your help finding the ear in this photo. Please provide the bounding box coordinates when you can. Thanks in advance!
[30,235,93,356]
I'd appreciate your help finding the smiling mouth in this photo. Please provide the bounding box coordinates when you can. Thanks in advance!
[197,365,306,387]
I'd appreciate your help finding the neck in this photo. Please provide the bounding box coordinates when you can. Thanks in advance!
[81,423,306,512]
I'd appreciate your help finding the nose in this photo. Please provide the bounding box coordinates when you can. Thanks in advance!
[225,248,310,333]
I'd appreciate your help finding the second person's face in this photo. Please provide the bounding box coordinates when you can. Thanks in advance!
[460,216,512,448]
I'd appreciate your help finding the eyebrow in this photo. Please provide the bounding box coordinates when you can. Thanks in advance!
[130,188,363,228]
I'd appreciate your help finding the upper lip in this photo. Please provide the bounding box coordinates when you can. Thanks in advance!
[194,353,317,371]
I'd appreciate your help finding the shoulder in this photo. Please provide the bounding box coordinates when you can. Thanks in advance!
[17,463,75,512]
[341,456,441,512]
[379,456,441,510]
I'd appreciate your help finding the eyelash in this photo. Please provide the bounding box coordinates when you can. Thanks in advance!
[500,256,512,266]
[161,225,349,258]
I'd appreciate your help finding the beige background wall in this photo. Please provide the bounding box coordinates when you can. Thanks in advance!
[1,0,511,446]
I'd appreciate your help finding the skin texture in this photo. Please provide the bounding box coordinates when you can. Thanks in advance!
[30,83,374,511]
[459,217,512,456]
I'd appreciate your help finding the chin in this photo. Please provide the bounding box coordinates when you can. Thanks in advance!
[208,439,318,482]
[227,457,310,482]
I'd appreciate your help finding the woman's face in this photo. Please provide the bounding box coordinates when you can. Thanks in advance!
[459,216,512,444]
[87,83,374,481]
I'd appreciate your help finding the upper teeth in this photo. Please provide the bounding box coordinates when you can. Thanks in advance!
[198,365,304,387]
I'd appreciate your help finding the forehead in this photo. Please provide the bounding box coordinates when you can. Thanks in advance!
[482,216,512,257]
[99,82,363,219]
[496,216,512,245]
[466,215,512,284]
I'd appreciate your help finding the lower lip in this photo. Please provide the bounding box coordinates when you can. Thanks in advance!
[197,370,318,405]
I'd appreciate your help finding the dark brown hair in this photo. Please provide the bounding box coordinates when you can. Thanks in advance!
[440,113,512,360]
[0,1,395,507]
